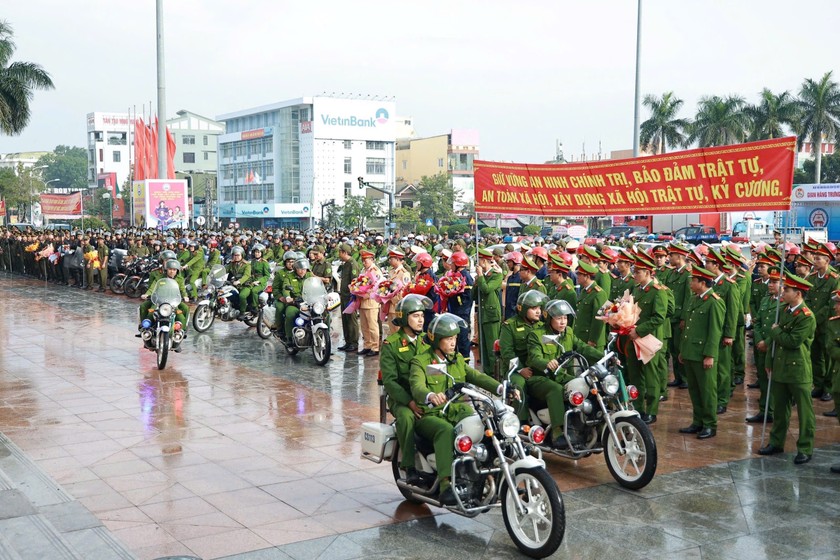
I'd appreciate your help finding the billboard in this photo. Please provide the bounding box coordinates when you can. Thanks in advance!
[144,179,188,230]
[218,202,311,219]
[40,193,82,219]
[310,97,396,141]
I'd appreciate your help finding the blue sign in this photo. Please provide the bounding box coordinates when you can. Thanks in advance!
[425,218,433,226]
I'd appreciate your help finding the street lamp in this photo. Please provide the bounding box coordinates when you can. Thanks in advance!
[358,176,394,238]
[102,192,113,229]
[321,198,336,228]
[29,165,49,223]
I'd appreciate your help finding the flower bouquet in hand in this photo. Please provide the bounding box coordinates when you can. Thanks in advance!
[434,271,466,313]
[344,272,376,314]
[24,242,39,253]
[373,278,405,321]
[404,274,433,297]
[83,249,102,270]
[36,243,54,262]
[597,289,661,363]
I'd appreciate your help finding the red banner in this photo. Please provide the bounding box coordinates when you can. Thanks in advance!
[0,199,5,215]
[474,137,796,217]
[40,193,82,218]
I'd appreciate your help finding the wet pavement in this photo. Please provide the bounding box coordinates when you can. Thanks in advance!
[1,272,839,559]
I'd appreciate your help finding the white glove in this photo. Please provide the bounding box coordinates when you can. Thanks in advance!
[745,313,752,328]
[141,294,149,300]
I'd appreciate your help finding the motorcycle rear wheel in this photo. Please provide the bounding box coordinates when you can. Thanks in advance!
[312,328,331,366]
[391,443,422,504]
[602,415,657,490]
[501,467,565,559]
[124,276,142,298]
[110,274,126,295]
[192,305,215,333]
[156,331,169,370]
[256,309,272,339]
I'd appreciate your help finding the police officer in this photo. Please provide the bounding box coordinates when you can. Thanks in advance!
[574,261,608,351]
[138,259,190,349]
[502,251,523,319]
[474,247,503,376]
[310,244,334,290]
[748,265,781,423]
[226,246,251,319]
[678,265,725,439]
[547,254,577,312]
[665,242,691,389]
[758,273,817,465]
[805,242,839,401]
[380,295,432,486]
[281,258,314,342]
[500,290,548,421]
[183,240,205,299]
[245,244,271,317]
[609,249,635,302]
[337,243,361,352]
[705,248,739,414]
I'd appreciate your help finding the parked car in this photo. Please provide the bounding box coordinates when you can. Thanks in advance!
[673,225,719,245]
[585,226,648,244]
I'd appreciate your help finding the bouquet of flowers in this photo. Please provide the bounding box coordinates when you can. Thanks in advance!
[84,250,102,270]
[404,275,433,296]
[372,278,405,321]
[434,271,466,313]
[24,242,39,253]
[343,272,377,314]
[36,243,54,262]
[597,290,662,364]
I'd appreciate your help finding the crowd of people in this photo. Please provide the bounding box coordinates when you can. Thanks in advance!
[1,224,838,477]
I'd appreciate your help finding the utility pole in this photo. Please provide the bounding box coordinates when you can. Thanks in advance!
[156,0,167,180]
[358,177,393,238]
[632,0,643,157]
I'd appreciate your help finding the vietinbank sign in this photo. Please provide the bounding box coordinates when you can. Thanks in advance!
[312,97,396,141]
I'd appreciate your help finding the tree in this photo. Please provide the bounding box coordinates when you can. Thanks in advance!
[459,201,475,217]
[341,195,381,230]
[393,205,420,233]
[0,20,54,135]
[415,172,457,228]
[797,71,840,184]
[36,145,88,190]
[745,89,800,141]
[798,151,840,184]
[688,95,749,147]
[639,92,690,154]
[0,163,45,220]
[323,203,341,230]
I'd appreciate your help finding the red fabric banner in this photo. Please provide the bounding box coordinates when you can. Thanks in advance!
[40,193,82,218]
[474,137,796,217]
[166,126,176,179]
[134,118,146,181]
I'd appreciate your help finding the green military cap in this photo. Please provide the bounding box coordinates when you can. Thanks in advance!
[478,247,494,259]
[706,247,726,266]
[577,260,598,275]
[549,254,570,272]
[313,245,326,253]
[521,256,540,271]
[783,272,813,291]
[581,244,602,261]
[764,247,782,263]
[667,241,691,255]
[724,244,745,264]
[492,246,505,257]
[504,243,516,252]
[338,243,353,253]
[690,265,716,281]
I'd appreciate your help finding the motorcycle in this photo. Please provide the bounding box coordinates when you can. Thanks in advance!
[110,255,145,295]
[192,264,259,332]
[511,331,657,490]
[361,365,565,559]
[258,276,340,365]
[123,258,158,299]
[139,278,186,370]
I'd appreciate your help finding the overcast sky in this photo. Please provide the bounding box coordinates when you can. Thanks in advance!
[1,0,837,162]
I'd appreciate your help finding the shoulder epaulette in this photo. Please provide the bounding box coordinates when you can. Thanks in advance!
[711,293,721,300]
[652,283,665,290]
[831,272,839,279]
[803,307,812,316]
[830,315,840,320]
[593,285,602,292]
[610,272,619,279]
[753,278,763,283]
[725,277,736,284]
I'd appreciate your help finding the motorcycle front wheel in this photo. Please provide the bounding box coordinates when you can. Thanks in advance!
[602,415,657,490]
[192,305,215,333]
[312,328,331,366]
[244,312,259,327]
[124,276,142,298]
[110,273,126,295]
[156,331,169,370]
[256,309,272,339]
[501,467,565,559]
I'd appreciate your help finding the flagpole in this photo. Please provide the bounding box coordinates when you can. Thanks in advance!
[155,0,168,181]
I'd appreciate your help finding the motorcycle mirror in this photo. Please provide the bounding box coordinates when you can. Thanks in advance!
[426,363,447,376]
[541,334,560,345]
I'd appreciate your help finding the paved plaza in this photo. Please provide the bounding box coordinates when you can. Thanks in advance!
[1,273,839,559]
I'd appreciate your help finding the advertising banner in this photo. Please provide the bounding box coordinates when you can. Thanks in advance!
[132,181,146,227]
[474,137,796,217]
[144,179,188,230]
[40,193,82,219]
[792,183,840,203]
[311,97,396,141]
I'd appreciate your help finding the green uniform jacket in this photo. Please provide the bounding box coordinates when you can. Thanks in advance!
[610,273,633,303]
[409,349,500,424]
[680,289,725,361]
[144,275,187,299]
[521,276,547,294]
[750,278,768,315]
[735,272,750,325]
[177,249,190,265]
[659,280,675,339]
[526,325,602,383]
[338,258,361,297]
[595,269,612,295]
[97,243,109,264]
[499,315,541,374]
[665,265,689,322]
[206,249,221,268]
[575,283,608,348]
[282,271,314,299]
[381,331,429,407]
[753,294,780,348]
[805,271,839,333]
[311,259,333,287]
[825,315,840,375]
[713,275,739,339]
[250,259,271,284]
[185,249,205,274]
[226,260,251,284]
[768,303,816,384]
[632,281,668,339]
[474,270,503,324]
[272,267,293,295]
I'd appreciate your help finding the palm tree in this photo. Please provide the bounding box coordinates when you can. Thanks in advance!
[639,92,690,154]
[0,20,54,136]
[688,95,749,147]
[745,89,800,140]
[798,71,840,183]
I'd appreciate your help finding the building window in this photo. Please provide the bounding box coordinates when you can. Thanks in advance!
[344,182,351,197]
[366,141,385,150]
[366,157,386,175]
[99,149,103,162]
[113,151,121,163]
[402,160,407,170]
[438,157,444,168]
[344,157,352,174]
[183,152,196,163]
[183,135,196,145]
[107,132,126,145]
[203,135,208,146]
[343,140,351,149]
[203,152,209,161]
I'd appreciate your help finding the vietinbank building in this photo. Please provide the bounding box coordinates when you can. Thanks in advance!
[216,96,397,228]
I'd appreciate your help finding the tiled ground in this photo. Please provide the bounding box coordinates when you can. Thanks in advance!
[1,273,839,559]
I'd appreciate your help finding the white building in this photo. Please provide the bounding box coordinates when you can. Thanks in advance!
[167,110,224,173]
[216,96,397,228]
[0,151,50,172]
[86,111,132,191]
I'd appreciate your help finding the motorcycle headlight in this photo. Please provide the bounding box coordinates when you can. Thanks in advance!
[603,374,620,395]
[158,303,173,317]
[313,301,326,315]
[499,412,521,439]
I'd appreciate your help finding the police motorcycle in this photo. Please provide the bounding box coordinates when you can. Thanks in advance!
[510,325,657,490]
[123,254,165,299]
[191,263,259,332]
[259,272,340,365]
[139,278,186,370]
[361,315,566,559]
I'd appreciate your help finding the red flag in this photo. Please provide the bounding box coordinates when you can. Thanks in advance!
[149,118,159,179]
[166,126,176,179]
[134,118,146,181]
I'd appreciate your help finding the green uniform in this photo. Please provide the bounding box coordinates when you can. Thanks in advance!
[609,272,633,303]
[713,274,740,408]
[731,271,751,384]
[282,271,314,339]
[226,259,252,314]
[680,287,725,429]
[665,265,690,385]
[184,248,206,297]
[767,302,816,455]
[594,269,612,295]
[140,275,190,327]
[409,349,500,480]
[526,325,602,436]
[553,278,578,313]
[574,282,608,350]
[247,259,271,311]
[521,276,547,295]
[804,270,839,393]
[177,248,190,266]
[271,266,294,327]
[499,315,541,421]
[624,281,668,416]
[474,269,503,376]
[825,315,840,416]
[311,258,334,291]
[381,331,429,469]
[338,258,361,346]
[752,293,779,416]
[658,281,675,395]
